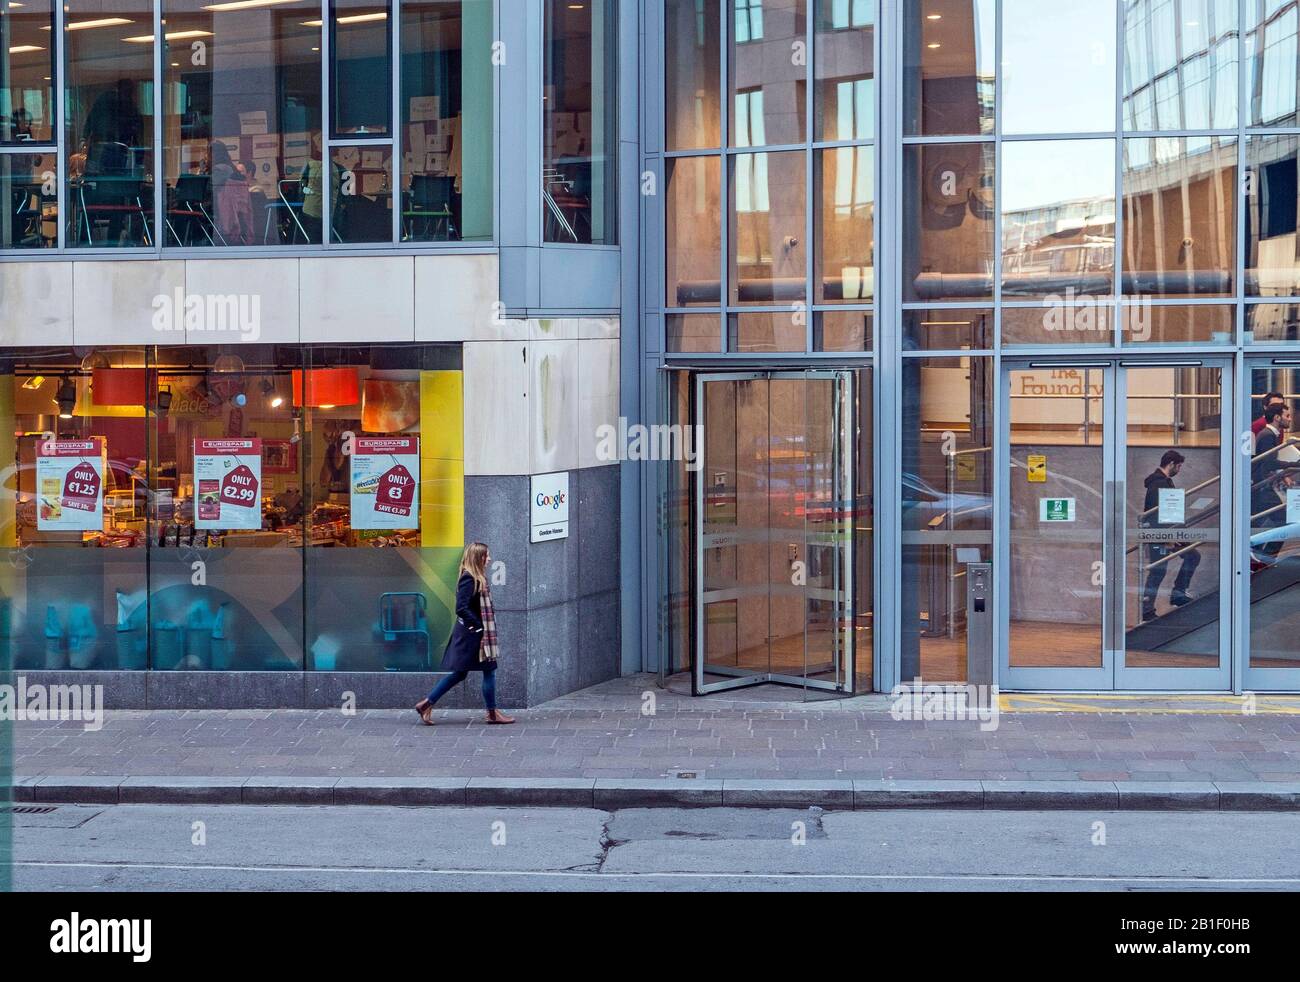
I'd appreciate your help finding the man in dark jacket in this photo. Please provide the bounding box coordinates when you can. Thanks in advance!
[1252,391,1285,437]
[1253,403,1293,558]
[1140,450,1199,622]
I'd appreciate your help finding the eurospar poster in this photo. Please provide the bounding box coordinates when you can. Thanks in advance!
[351,437,419,530]
[194,438,263,530]
[36,438,106,531]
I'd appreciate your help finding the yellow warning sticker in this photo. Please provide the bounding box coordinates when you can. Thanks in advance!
[1027,454,1047,483]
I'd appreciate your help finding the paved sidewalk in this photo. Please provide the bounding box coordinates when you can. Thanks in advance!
[9,676,1300,788]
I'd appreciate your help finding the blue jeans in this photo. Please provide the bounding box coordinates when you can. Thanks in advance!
[425,667,496,711]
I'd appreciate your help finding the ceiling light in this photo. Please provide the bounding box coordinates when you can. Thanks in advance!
[928,42,941,49]
[203,0,301,11]
[302,12,387,26]
[21,375,46,390]
[56,17,135,31]
[927,12,942,19]
[7,45,44,53]
[123,29,214,42]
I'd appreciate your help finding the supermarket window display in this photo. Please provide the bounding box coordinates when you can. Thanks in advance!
[0,343,464,672]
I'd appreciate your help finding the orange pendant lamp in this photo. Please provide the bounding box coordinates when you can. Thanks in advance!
[91,367,147,406]
[292,368,360,409]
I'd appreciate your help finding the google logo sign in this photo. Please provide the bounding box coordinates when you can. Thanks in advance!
[536,490,567,510]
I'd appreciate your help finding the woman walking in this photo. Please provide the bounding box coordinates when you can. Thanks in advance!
[415,542,515,725]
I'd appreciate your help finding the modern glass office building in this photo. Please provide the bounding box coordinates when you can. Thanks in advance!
[2,0,1300,705]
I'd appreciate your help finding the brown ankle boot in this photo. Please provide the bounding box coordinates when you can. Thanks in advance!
[485,709,516,725]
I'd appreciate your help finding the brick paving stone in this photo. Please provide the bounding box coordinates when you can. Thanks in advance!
[10,691,1300,786]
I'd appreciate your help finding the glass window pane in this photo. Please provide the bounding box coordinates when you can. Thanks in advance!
[731,149,805,304]
[903,306,992,350]
[666,154,721,307]
[903,142,995,302]
[900,355,993,682]
[0,150,57,248]
[903,0,995,137]
[543,0,618,244]
[330,142,392,243]
[817,144,873,302]
[1120,302,1234,343]
[730,0,805,147]
[1123,135,1236,297]
[1001,302,1113,345]
[65,0,155,248]
[1247,133,1300,297]
[1247,366,1300,668]
[1124,0,1238,131]
[666,0,721,150]
[0,347,149,670]
[1002,139,1116,299]
[400,0,493,243]
[1002,0,1116,134]
[667,313,722,352]
[331,0,391,137]
[814,0,874,142]
[1008,365,1106,668]
[1248,301,1300,341]
[1,0,56,143]
[161,0,323,248]
[303,344,464,673]
[728,311,806,351]
[149,344,304,670]
[815,309,872,350]
[1249,1,1298,127]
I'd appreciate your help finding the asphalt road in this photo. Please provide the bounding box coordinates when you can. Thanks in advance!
[8,804,1300,891]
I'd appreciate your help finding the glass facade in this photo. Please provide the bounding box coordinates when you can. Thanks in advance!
[0,344,464,672]
[650,0,1300,694]
[543,0,618,244]
[0,0,494,252]
[663,0,877,354]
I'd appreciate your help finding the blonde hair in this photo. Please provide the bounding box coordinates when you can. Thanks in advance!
[459,542,490,595]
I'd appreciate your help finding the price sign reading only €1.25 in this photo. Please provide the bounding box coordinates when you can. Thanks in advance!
[36,438,106,531]
[350,437,420,530]
[194,438,263,531]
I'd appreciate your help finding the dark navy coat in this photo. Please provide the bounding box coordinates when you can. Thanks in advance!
[440,573,494,673]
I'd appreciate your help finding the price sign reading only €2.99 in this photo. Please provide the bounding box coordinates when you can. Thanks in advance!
[350,437,420,530]
[36,438,106,531]
[194,438,263,530]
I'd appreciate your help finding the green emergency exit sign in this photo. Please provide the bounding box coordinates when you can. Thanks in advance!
[1039,498,1076,523]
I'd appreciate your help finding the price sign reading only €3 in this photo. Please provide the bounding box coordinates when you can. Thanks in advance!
[351,437,420,531]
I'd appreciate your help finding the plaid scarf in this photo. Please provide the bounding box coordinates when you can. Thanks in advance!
[478,582,499,663]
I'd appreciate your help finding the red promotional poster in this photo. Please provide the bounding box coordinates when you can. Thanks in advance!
[221,463,260,508]
[194,438,263,531]
[36,438,106,531]
[377,463,416,518]
[351,437,420,530]
[61,460,102,512]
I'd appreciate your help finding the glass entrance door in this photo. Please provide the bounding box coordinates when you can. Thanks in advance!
[1001,360,1231,691]
[694,371,855,695]
[1243,361,1300,691]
